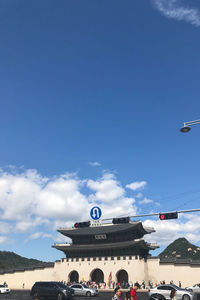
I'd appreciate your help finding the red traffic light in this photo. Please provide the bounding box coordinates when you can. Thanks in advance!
[159,212,178,220]
[160,214,165,220]
[74,221,90,228]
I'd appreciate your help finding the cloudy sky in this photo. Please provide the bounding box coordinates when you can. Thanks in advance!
[0,0,200,261]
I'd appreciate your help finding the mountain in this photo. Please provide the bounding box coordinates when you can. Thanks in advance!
[0,251,51,270]
[159,237,200,260]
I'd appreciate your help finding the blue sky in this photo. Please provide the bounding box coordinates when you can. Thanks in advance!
[0,0,200,261]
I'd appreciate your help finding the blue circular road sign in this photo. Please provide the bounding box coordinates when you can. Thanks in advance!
[90,207,102,220]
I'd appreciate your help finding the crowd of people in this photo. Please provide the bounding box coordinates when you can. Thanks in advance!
[60,278,182,290]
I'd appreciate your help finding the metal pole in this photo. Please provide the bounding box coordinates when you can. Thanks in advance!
[185,120,200,125]
[102,208,200,222]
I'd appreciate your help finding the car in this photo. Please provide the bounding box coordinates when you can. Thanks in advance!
[70,283,98,297]
[148,284,194,300]
[0,284,10,294]
[30,281,74,299]
[186,284,200,293]
[149,294,166,300]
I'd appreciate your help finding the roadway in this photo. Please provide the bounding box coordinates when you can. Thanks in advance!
[1,290,199,300]
[0,290,148,300]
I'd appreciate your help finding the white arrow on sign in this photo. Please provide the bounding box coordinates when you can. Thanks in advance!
[92,207,100,219]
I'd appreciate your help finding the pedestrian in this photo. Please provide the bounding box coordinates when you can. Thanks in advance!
[148,280,152,289]
[125,284,133,300]
[130,282,140,300]
[119,290,124,300]
[170,288,177,300]
[142,280,145,289]
[112,287,121,300]
[179,281,181,288]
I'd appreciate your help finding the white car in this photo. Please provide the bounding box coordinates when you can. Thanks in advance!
[186,284,200,293]
[149,284,193,300]
[70,284,98,297]
[0,284,10,294]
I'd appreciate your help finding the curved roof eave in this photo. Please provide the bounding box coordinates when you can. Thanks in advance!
[52,239,159,251]
[57,221,155,238]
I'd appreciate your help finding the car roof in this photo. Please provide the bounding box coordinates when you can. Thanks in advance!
[156,284,185,291]
[34,281,61,284]
[157,284,174,287]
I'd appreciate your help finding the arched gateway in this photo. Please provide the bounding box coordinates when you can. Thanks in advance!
[90,268,104,284]
[69,270,79,283]
[116,269,128,287]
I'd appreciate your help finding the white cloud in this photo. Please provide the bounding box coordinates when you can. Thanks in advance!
[89,162,101,167]
[0,222,12,234]
[0,169,90,232]
[126,181,147,191]
[15,218,50,233]
[87,173,137,218]
[35,175,89,220]
[87,173,124,202]
[28,232,52,240]
[136,192,143,198]
[139,197,153,205]
[152,0,200,26]
[0,236,13,245]
[0,169,137,244]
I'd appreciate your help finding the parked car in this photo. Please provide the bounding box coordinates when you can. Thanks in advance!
[149,294,166,300]
[186,284,200,293]
[148,284,193,300]
[30,281,74,299]
[0,284,10,294]
[70,284,98,297]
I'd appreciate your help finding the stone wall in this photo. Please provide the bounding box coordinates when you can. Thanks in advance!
[0,256,199,289]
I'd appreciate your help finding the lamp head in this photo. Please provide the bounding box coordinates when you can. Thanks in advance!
[180,126,191,133]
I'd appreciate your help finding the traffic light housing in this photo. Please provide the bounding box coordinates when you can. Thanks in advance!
[74,221,90,228]
[112,217,130,224]
[159,212,178,220]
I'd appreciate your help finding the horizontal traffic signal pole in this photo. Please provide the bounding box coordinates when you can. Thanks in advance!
[101,208,200,222]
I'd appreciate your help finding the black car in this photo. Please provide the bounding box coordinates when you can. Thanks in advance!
[30,281,74,300]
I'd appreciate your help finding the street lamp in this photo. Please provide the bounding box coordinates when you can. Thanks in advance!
[180,119,200,133]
